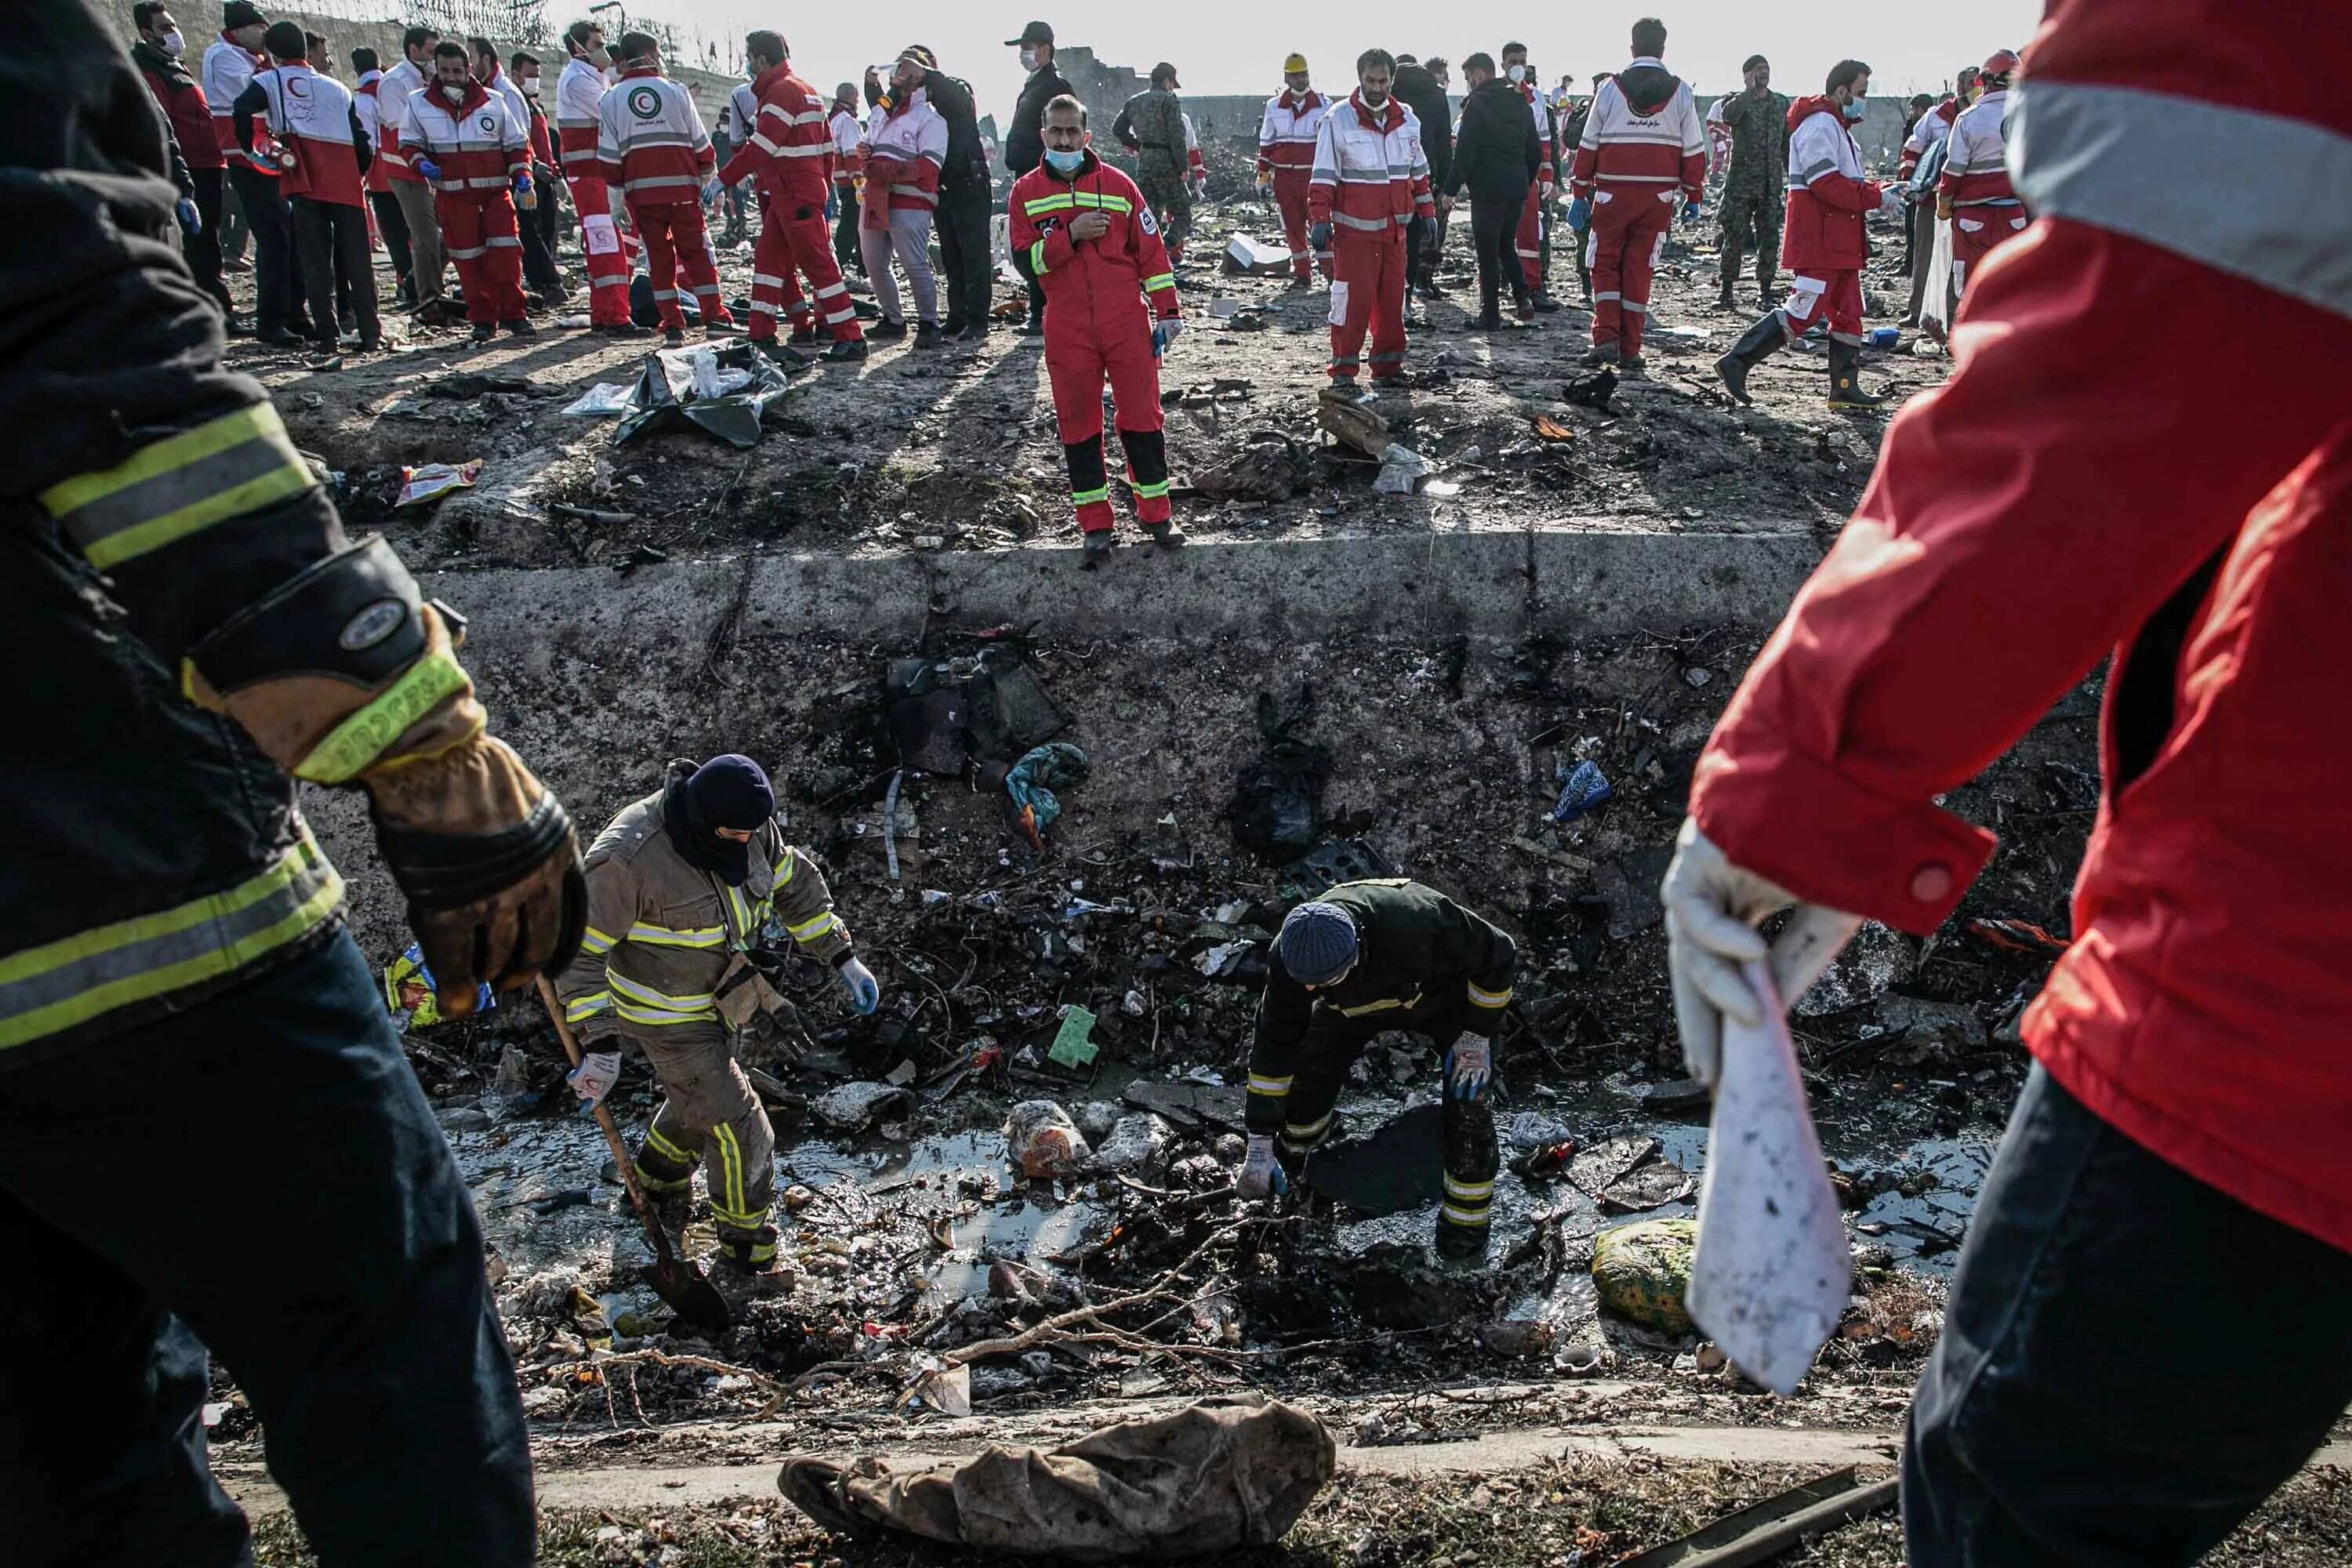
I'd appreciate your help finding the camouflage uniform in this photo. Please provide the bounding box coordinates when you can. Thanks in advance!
[1117,86,1193,260]
[1716,86,1790,298]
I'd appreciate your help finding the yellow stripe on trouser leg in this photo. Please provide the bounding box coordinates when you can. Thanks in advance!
[710,1123,762,1230]
[644,1126,696,1167]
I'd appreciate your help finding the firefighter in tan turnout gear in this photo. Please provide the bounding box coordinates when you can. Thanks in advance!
[554,756,880,1272]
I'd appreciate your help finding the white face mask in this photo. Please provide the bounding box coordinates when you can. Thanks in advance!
[160,28,185,56]
[1019,48,1040,71]
[441,82,466,102]
[521,77,539,96]
[1506,64,1526,84]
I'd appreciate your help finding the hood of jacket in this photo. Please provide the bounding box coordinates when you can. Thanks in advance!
[132,37,196,87]
[1788,93,1845,132]
[1276,87,1324,113]
[1617,58,1680,116]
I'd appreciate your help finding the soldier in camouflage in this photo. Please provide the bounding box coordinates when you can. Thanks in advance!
[1113,62,1193,263]
[1715,53,1790,307]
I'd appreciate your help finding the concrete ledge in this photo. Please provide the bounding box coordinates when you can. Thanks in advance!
[426,526,1823,655]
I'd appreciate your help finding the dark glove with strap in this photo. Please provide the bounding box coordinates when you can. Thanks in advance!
[186,535,586,1014]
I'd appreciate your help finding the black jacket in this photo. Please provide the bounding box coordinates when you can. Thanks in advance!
[920,70,990,192]
[1391,64,1452,191]
[1005,62,1074,176]
[1449,77,1542,200]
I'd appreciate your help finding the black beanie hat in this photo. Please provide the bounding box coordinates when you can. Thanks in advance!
[662,754,774,886]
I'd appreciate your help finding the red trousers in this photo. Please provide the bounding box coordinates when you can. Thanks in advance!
[1951,205,2029,297]
[565,172,633,326]
[434,191,526,325]
[1044,308,1167,534]
[1585,187,1675,354]
[1328,226,1407,380]
[749,199,859,343]
[1778,269,1864,344]
[629,199,731,331]
[1272,172,1329,281]
[1516,179,1544,294]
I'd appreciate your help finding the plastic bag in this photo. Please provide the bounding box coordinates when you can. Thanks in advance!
[395,459,482,507]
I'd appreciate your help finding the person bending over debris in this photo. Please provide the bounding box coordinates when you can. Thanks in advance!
[1238,880,1517,1265]
[1664,2,2352,1561]
[1714,59,1904,411]
[1008,94,1184,558]
[2,6,589,1559]
[403,38,535,342]
[719,31,864,361]
[598,31,735,347]
[555,757,880,1275]
[1308,49,1435,391]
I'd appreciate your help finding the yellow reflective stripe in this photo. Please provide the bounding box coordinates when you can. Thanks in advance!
[644,1127,695,1164]
[579,927,618,956]
[607,971,716,1011]
[40,404,318,572]
[772,852,796,888]
[1072,485,1110,505]
[1023,194,1074,215]
[1439,1203,1491,1225]
[1142,272,1175,291]
[625,922,726,949]
[1132,478,1171,499]
[613,1000,717,1025]
[712,1123,746,1222]
[724,884,753,943]
[1467,981,1512,1008]
[0,827,343,1051]
[1283,1110,1333,1139]
[292,644,474,785]
[1247,1073,1293,1095]
[1444,1174,1496,1200]
[1074,192,1132,212]
[564,989,612,1022]
[783,910,837,943]
[1337,991,1419,1017]
[1029,238,1051,274]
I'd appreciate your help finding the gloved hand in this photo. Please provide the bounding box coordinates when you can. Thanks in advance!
[1660,817,1860,1090]
[838,954,880,1014]
[1152,318,1182,354]
[1236,1133,1288,1200]
[702,176,723,205]
[825,189,838,221]
[176,196,202,237]
[1681,199,1701,223]
[1936,193,1955,221]
[1256,169,1274,196]
[1878,187,1904,214]
[1566,196,1592,232]
[1445,1033,1492,1098]
[415,156,440,181]
[1307,220,1332,251]
[513,171,533,200]
[1541,180,1556,203]
[567,1049,620,1112]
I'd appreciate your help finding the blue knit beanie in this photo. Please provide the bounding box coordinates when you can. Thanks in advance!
[1276,902,1359,985]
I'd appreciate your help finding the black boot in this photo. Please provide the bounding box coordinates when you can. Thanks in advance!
[1757,270,1777,310]
[1714,310,1788,407]
[1827,339,1887,410]
[1716,275,1737,309]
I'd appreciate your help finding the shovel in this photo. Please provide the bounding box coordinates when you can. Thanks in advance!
[533,977,732,1332]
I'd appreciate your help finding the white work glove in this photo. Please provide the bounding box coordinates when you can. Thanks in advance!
[1236,1132,1286,1200]
[1152,318,1183,354]
[1879,187,1905,214]
[1661,817,1860,1090]
[1445,1033,1492,1099]
[567,1049,621,1112]
[838,954,880,1014]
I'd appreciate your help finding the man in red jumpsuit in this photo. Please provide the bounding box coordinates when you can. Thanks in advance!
[1567,16,1705,372]
[1307,50,1434,393]
[1255,55,1329,285]
[1712,60,1907,412]
[1660,3,2352,1562]
[1939,49,2027,299]
[555,20,641,334]
[717,30,864,361]
[401,41,532,342]
[1008,96,1182,559]
[596,33,735,347]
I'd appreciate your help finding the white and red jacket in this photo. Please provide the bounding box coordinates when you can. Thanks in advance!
[828,99,863,187]
[404,76,527,200]
[717,61,829,208]
[1780,96,1884,273]
[354,69,392,193]
[1519,82,1556,194]
[238,60,367,208]
[859,89,947,216]
[478,64,541,170]
[1184,112,1206,192]
[201,33,274,172]
[1257,88,1327,183]
[1692,0,2352,1256]
[1569,57,1706,202]
[376,55,427,183]
[597,66,715,207]
[554,55,612,183]
[1898,97,1959,181]
[1308,93,1434,238]
[1940,86,2019,208]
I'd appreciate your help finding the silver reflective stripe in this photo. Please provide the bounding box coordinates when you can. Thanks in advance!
[2013,79,2352,321]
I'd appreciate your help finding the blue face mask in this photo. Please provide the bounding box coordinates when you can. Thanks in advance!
[1044,147,1086,175]
[1842,98,1867,121]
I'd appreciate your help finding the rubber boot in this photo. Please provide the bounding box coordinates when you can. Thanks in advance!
[1756,270,1777,310]
[1715,310,1788,407]
[1826,339,1887,410]
[1715,275,1737,309]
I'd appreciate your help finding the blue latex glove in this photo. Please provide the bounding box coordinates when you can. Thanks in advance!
[838,955,880,1014]
[1307,220,1332,251]
[1566,196,1592,231]
[175,196,201,237]
[1445,1033,1493,1099]
[415,156,440,181]
[1151,319,1182,358]
[513,170,533,200]
[1681,199,1701,223]
[702,176,723,205]
[824,189,839,221]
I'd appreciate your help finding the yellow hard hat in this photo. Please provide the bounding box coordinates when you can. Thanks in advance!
[1283,53,1308,75]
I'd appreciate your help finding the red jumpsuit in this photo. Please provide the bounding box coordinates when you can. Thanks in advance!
[596,67,731,332]
[1692,1,2352,1261]
[1938,85,2027,296]
[1308,92,1434,383]
[1775,97,1885,347]
[556,56,633,327]
[1007,154,1181,537]
[1514,82,1554,296]
[401,78,528,325]
[720,60,861,345]
[1257,89,1330,281]
[1569,59,1706,358]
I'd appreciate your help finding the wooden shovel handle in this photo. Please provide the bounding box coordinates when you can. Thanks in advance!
[534,976,684,1270]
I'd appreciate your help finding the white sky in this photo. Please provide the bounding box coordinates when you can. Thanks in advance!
[625,1,2042,115]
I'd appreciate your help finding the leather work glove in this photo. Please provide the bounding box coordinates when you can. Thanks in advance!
[567,1049,620,1111]
[1660,817,1860,1090]
[1307,220,1332,251]
[1256,169,1274,197]
[415,156,440,181]
[1566,196,1592,231]
[1236,1133,1287,1200]
[1445,1034,1492,1099]
[189,536,586,1018]
[176,196,202,237]
[1936,193,1955,221]
[838,954,880,1014]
